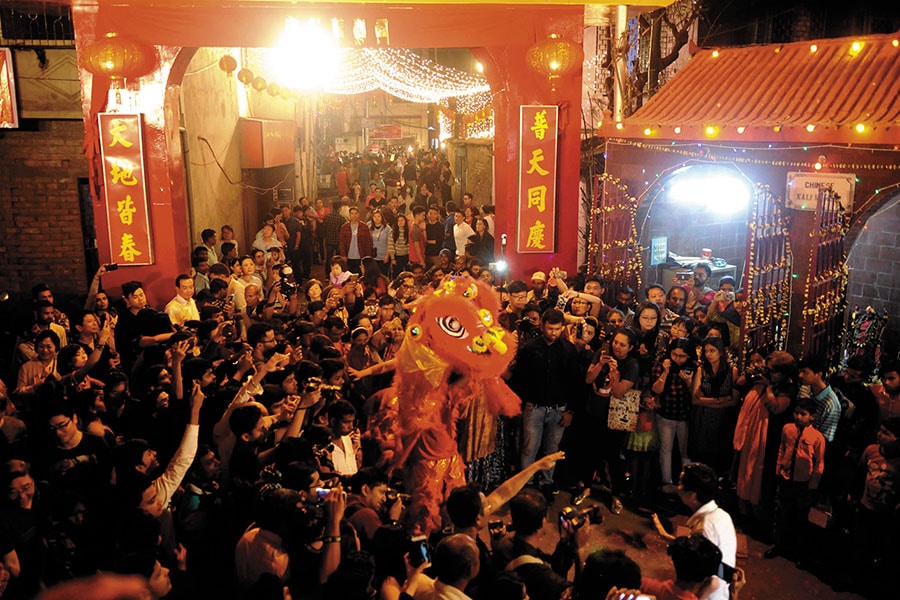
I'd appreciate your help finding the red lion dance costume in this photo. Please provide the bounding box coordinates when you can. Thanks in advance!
[372,276,521,533]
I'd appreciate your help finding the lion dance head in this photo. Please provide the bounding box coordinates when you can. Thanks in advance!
[374,276,521,534]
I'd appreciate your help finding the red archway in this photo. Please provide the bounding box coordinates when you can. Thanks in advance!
[74,2,585,303]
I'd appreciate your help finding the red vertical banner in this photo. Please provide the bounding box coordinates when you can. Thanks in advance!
[517,105,558,253]
[1,48,19,128]
[98,113,154,266]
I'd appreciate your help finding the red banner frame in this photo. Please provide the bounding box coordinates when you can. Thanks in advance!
[516,105,558,253]
[0,48,19,129]
[98,113,154,266]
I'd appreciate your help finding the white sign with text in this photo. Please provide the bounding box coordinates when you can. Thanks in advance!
[786,171,855,212]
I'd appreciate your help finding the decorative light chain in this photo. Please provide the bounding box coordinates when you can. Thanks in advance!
[608,139,900,171]
[242,47,489,103]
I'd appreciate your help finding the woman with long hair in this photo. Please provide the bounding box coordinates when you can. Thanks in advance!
[733,350,797,535]
[360,256,389,298]
[634,301,670,387]
[386,213,411,278]
[650,336,697,492]
[580,327,641,496]
[465,217,495,266]
[688,335,739,475]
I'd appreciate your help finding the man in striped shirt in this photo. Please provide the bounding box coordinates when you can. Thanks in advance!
[798,356,842,443]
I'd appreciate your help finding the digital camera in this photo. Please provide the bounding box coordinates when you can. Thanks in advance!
[559,504,602,529]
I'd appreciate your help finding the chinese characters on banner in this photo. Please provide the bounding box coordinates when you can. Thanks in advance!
[98,113,154,265]
[517,105,558,253]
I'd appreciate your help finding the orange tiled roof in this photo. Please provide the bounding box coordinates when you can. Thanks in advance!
[597,32,900,145]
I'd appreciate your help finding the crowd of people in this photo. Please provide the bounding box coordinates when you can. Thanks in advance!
[1,153,898,600]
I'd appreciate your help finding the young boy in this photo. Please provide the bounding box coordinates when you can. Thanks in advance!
[797,357,842,444]
[767,397,826,560]
[849,417,900,592]
[870,360,900,423]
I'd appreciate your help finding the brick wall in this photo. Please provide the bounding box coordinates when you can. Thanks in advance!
[641,197,748,287]
[0,120,89,298]
[846,198,900,335]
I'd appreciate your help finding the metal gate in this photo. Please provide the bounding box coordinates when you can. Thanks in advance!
[588,173,642,297]
[799,186,849,362]
[741,184,793,364]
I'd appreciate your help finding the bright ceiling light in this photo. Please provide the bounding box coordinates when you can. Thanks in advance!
[268,17,342,91]
[667,167,752,215]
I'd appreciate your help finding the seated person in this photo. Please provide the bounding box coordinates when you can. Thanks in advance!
[575,549,642,600]
[637,535,723,600]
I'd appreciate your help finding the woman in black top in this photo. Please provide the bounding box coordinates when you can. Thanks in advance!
[574,327,641,496]
[466,217,495,266]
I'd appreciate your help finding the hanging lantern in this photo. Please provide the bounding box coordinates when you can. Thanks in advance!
[81,32,156,80]
[267,82,281,97]
[237,68,254,85]
[251,76,267,92]
[219,54,238,76]
[525,33,584,91]
[279,86,292,100]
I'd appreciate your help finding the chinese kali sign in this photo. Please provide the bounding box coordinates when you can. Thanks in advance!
[98,113,154,265]
[517,105,558,253]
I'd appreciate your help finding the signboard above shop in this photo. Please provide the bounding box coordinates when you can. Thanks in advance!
[785,171,856,212]
[369,123,403,139]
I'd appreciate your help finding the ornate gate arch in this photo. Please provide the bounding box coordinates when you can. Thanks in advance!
[741,184,794,365]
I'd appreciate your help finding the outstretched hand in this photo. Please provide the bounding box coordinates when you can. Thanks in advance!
[534,451,565,471]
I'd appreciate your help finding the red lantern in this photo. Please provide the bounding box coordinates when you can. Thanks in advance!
[237,68,254,85]
[267,82,281,97]
[526,33,584,91]
[251,76,267,92]
[219,55,238,76]
[81,32,156,80]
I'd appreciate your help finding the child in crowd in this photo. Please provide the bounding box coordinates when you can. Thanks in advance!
[329,255,352,289]
[848,418,900,593]
[767,397,825,560]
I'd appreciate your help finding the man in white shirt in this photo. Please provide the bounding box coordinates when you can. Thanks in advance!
[677,462,737,600]
[165,274,200,328]
[327,400,359,476]
[452,208,475,259]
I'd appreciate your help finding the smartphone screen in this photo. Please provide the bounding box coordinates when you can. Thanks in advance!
[408,535,429,567]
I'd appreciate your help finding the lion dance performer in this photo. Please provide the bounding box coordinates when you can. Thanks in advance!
[371,276,520,533]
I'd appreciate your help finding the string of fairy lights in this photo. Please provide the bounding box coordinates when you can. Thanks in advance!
[799,187,851,359]
[742,183,793,361]
[607,139,900,171]
[229,47,494,139]
[588,173,644,291]
[239,47,490,101]
[436,91,495,140]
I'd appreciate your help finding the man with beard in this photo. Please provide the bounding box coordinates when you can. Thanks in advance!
[678,262,716,311]
[15,300,69,364]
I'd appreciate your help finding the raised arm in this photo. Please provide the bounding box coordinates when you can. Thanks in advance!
[484,451,565,515]
[83,264,110,310]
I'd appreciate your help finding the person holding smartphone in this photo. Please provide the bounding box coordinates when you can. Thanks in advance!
[706,276,742,354]
[651,337,698,494]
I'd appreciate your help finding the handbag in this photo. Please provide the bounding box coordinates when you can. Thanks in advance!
[808,503,833,529]
[607,389,641,432]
